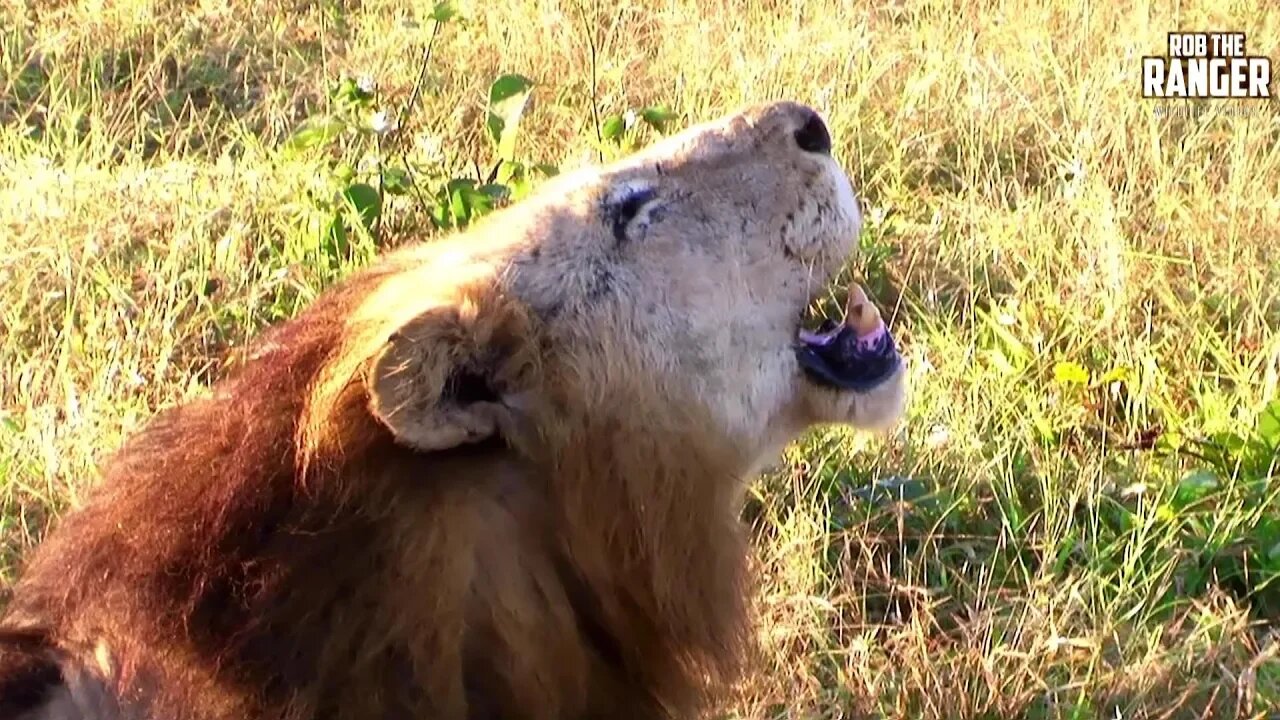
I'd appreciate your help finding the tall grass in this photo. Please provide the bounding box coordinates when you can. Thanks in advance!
[2,0,1279,716]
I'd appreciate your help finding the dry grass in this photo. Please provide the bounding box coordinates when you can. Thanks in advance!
[3,0,1280,717]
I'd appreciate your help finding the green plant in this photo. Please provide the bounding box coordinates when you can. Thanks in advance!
[1163,399,1280,615]
[593,103,677,159]
[423,72,559,229]
[281,70,388,268]
[281,1,562,248]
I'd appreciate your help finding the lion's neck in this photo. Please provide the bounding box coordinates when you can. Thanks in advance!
[531,414,753,708]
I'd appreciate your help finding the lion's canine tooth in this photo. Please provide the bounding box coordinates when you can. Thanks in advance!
[844,284,882,337]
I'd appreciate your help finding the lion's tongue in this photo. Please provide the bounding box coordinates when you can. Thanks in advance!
[796,283,899,391]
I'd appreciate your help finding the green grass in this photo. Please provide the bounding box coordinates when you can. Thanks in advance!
[3,0,1280,717]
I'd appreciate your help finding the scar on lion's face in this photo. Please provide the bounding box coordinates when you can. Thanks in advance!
[355,101,906,468]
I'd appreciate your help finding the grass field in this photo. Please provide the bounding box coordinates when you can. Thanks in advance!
[3,0,1280,717]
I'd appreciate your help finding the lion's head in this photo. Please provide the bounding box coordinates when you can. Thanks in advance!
[340,101,905,476]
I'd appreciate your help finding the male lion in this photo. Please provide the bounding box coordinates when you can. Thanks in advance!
[0,101,906,720]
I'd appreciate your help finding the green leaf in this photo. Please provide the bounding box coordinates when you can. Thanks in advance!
[465,191,495,218]
[1053,361,1090,386]
[496,160,523,186]
[435,178,507,227]
[430,0,457,22]
[1256,398,1280,449]
[428,201,452,229]
[447,180,473,225]
[1099,499,1136,533]
[601,114,626,142]
[486,74,534,162]
[510,178,533,201]
[488,74,532,110]
[463,183,505,223]
[284,117,345,152]
[329,76,375,109]
[505,162,559,201]
[1173,469,1220,510]
[1254,517,1280,558]
[639,105,676,133]
[477,183,510,201]
[383,166,412,196]
[332,77,356,103]
[446,178,477,194]
[321,212,349,263]
[340,183,382,231]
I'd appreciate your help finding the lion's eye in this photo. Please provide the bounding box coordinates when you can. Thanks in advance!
[603,181,663,244]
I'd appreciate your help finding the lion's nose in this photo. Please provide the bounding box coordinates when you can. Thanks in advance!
[793,110,832,154]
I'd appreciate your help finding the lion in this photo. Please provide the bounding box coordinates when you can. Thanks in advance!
[0,100,906,720]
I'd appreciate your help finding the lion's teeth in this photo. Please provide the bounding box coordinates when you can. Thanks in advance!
[844,284,883,337]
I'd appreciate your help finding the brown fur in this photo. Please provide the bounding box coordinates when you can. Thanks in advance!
[0,101,906,720]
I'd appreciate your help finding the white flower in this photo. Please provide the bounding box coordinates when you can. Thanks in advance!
[369,110,398,135]
[356,74,376,94]
[925,425,950,449]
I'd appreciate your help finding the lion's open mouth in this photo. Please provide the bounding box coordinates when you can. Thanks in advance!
[795,284,902,392]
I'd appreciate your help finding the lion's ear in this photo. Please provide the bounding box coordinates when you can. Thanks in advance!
[367,302,534,453]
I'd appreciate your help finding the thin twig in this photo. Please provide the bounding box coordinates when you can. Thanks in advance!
[484,158,503,185]
[398,18,443,144]
[374,134,384,242]
[398,149,434,219]
[574,0,603,162]
[392,16,444,220]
